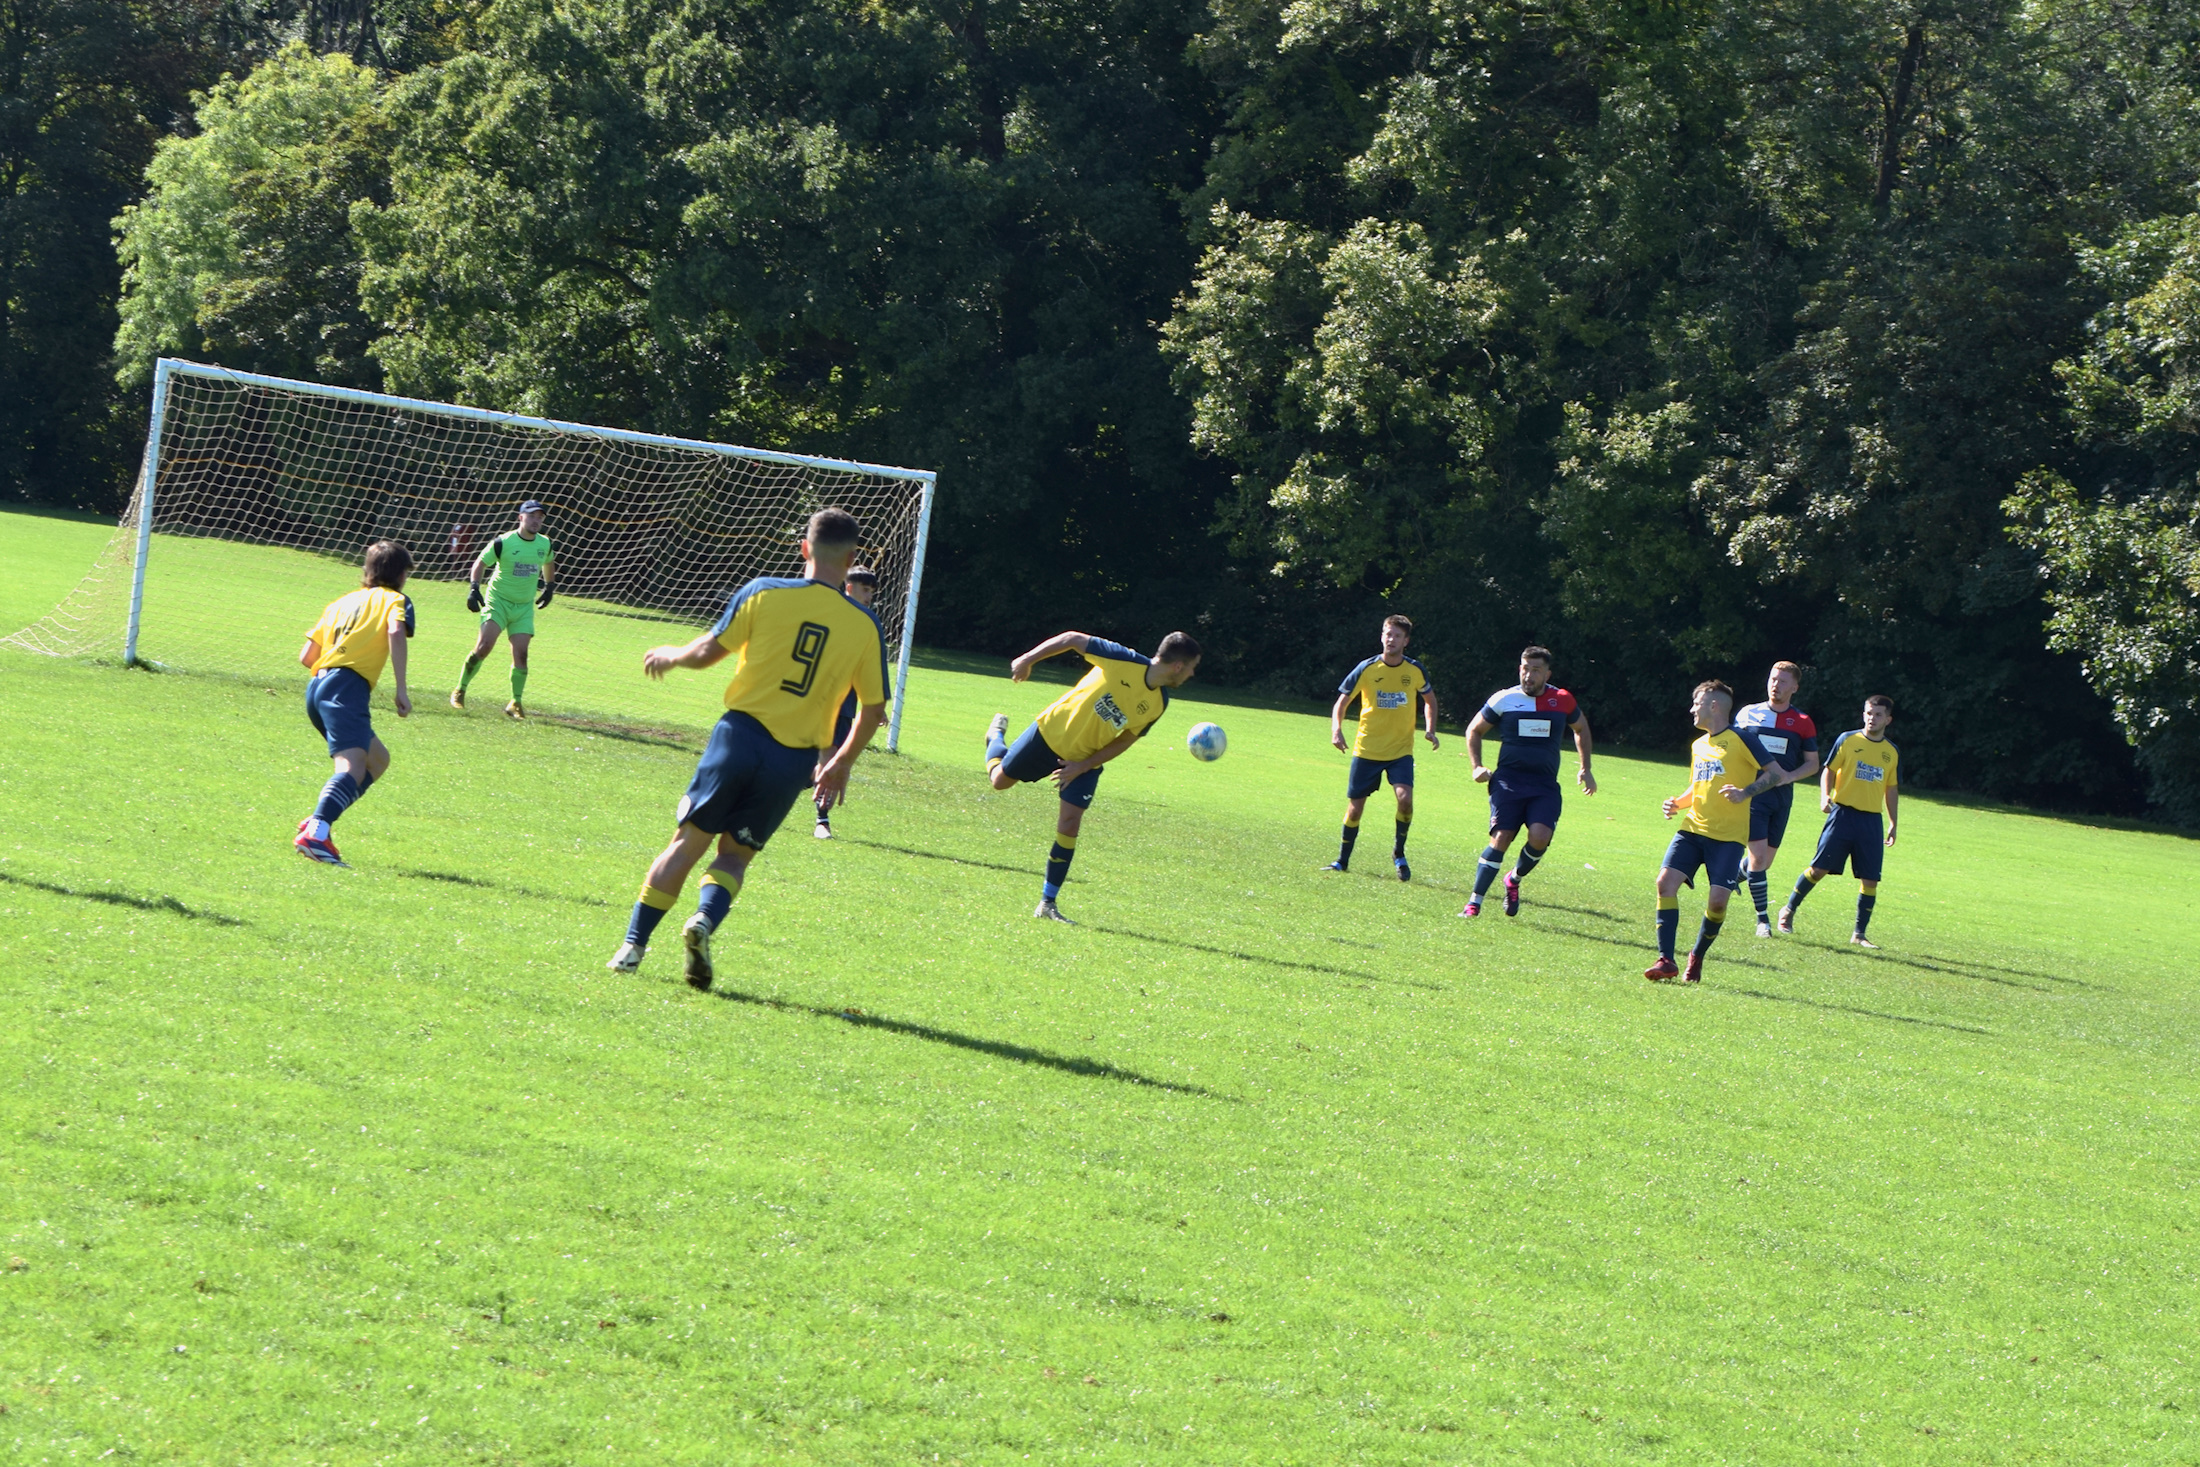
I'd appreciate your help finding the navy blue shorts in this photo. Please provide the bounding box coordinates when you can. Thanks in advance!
[1663,829,1747,891]
[305,667,376,757]
[1749,786,1795,848]
[831,690,858,751]
[679,711,817,848]
[1347,754,1415,800]
[1488,773,1562,835]
[1810,804,1885,881]
[999,721,1101,809]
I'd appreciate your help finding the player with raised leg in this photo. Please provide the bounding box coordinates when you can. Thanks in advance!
[1735,661,1821,936]
[1645,680,1787,982]
[607,509,886,987]
[295,540,415,866]
[813,565,879,840]
[1779,696,1900,948]
[983,631,1202,922]
[1327,615,1438,880]
[452,500,555,718]
[1462,646,1595,917]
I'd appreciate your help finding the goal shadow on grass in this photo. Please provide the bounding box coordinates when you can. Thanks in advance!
[707,986,1227,1099]
[0,869,243,926]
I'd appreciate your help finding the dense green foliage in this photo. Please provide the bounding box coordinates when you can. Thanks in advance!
[7,509,2200,1460]
[13,0,2200,816]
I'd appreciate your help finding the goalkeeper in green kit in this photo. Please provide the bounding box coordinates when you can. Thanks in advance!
[452,499,556,718]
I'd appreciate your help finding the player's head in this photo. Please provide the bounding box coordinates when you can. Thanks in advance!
[1381,614,1412,656]
[1152,631,1202,687]
[1691,678,1735,732]
[801,507,861,577]
[842,564,879,609]
[1518,645,1552,694]
[1862,694,1894,737]
[1768,659,1801,704]
[517,500,545,535]
[361,539,412,591]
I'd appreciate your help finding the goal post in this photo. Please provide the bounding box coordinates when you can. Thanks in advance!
[10,358,939,750]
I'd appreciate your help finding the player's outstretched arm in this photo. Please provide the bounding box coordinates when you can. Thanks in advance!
[1573,713,1596,793]
[384,605,412,718]
[1056,727,1140,786]
[815,702,887,809]
[1010,631,1090,682]
[1466,711,1494,781]
[643,632,732,680]
[1884,786,1899,844]
[1331,692,1353,752]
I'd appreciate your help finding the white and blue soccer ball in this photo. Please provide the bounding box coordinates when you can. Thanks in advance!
[1186,721,1227,762]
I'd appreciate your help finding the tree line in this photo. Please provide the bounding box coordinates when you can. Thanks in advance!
[10,0,2199,822]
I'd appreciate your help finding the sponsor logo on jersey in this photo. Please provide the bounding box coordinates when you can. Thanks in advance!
[1855,762,1884,782]
[1517,717,1552,739]
[1758,733,1789,755]
[1095,693,1127,730]
[1695,758,1726,782]
[1375,690,1410,709]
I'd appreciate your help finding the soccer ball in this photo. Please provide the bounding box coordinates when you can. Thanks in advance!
[1186,722,1227,761]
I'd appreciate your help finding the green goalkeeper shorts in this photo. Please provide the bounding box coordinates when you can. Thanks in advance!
[483,598,535,636]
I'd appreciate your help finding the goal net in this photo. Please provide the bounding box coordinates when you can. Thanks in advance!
[5,359,937,749]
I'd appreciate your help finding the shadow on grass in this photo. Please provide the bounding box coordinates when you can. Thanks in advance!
[529,712,698,750]
[708,986,1226,1099]
[393,868,617,909]
[0,869,243,926]
[1085,924,1439,991]
[1713,986,1990,1035]
[1540,921,1787,974]
[838,838,1032,879]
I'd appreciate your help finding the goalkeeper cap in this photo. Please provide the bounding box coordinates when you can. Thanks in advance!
[518,500,546,514]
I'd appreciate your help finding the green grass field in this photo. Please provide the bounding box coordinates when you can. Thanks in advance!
[5,503,2199,1464]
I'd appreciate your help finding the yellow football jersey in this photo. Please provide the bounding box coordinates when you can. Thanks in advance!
[307,587,414,688]
[1338,654,1432,761]
[711,577,887,749]
[1824,731,1899,813]
[1034,638,1171,762]
[1679,727,1766,844]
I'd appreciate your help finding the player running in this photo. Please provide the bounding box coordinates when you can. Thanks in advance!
[1462,646,1596,917]
[1645,680,1788,982]
[607,508,886,988]
[1326,615,1438,880]
[812,564,880,840]
[294,540,415,866]
[1779,696,1900,948]
[983,630,1203,923]
[1735,661,1822,936]
[452,500,556,718]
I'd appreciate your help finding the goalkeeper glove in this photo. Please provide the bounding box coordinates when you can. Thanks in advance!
[466,586,483,613]
[536,584,555,609]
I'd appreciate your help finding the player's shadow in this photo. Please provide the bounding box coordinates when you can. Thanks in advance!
[1712,986,1990,1036]
[1881,948,2091,989]
[0,870,243,926]
[1541,922,1787,974]
[706,987,1225,1099]
[836,838,1034,879]
[1518,899,1632,927]
[394,868,618,909]
[1083,924,1441,991]
[1807,945,2071,992]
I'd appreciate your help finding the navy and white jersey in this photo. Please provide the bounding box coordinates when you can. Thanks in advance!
[1476,685,1582,781]
[1734,701,1819,775]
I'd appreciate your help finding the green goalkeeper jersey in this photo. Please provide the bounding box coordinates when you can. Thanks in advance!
[478,532,554,603]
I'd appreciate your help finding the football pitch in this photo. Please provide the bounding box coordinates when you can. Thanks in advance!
[4,504,2199,1464]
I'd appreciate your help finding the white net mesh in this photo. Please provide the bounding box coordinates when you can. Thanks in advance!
[5,360,935,741]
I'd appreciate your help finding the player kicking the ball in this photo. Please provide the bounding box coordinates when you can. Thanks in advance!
[983,630,1202,922]
[1462,646,1595,917]
[607,508,886,988]
[294,541,415,866]
[812,564,879,840]
[1779,696,1900,948]
[1645,680,1787,982]
[452,499,555,718]
[1327,615,1438,880]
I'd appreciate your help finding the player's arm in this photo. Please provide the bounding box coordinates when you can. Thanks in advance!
[383,602,412,718]
[815,702,887,809]
[1010,631,1090,682]
[643,631,732,679]
[1820,753,1837,813]
[1466,710,1495,782]
[1721,758,1786,802]
[467,543,492,610]
[536,556,556,607]
[1421,689,1440,749]
[1794,745,1821,782]
[1570,711,1596,793]
[1331,691,1353,753]
[1884,784,1898,844]
[297,637,321,671]
[1057,726,1140,785]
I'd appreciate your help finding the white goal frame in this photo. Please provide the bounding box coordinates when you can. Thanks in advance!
[119,358,937,752]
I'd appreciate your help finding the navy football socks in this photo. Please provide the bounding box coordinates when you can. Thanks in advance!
[312,771,362,827]
[1473,846,1504,897]
[1512,842,1545,882]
